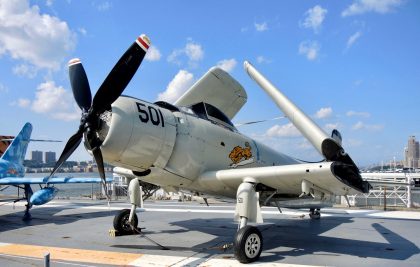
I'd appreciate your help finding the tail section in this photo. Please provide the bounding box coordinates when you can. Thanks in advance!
[1,123,33,165]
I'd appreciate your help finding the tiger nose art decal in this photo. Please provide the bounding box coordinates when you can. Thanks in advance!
[228,142,255,168]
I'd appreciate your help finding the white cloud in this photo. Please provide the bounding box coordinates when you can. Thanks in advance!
[95,1,112,11]
[0,0,76,72]
[145,45,161,62]
[342,0,403,17]
[30,81,79,121]
[298,139,313,150]
[216,58,237,73]
[16,98,31,108]
[46,0,54,6]
[352,121,364,130]
[345,138,363,147]
[167,50,182,65]
[185,42,204,61]
[314,107,332,119]
[325,123,339,131]
[301,5,328,33]
[353,79,363,86]
[168,40,204,67]
[52,111,80,121]
[266,123,301,138]
[12,64,38,78]
[352,121,384,131]
[0,82,8,93]
[78,27,87,36]
[254,22,268,32]
[298,41,320,61]
[346,110,370,118]
[256,56,271,64]
[157,70,195,103]
[347,31,362,49]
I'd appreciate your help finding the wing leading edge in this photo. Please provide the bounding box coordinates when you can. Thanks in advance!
[198,162,363,197]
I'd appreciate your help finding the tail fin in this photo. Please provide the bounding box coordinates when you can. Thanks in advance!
[1,123,33,165]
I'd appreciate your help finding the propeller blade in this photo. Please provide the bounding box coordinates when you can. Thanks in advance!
[68,58,92,111]
[91,34,151,114]
[91,147,109,199]
[46,129,83,182]
[331,129,342,146]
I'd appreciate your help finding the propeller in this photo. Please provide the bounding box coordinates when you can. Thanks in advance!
[47,35,151,197]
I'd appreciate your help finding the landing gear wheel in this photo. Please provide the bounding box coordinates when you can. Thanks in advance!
[113,209,138,234]
[234,226,263,263]
[309,208,321,220]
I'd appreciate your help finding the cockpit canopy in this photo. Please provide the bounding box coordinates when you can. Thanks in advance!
[155,101,237,131]
[184,102,237,131]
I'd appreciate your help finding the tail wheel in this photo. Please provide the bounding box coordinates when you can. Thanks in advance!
[113,209,138,234]
[234,225,263,263]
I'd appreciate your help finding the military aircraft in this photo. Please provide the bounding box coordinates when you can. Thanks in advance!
[49,34,371,263]
[0,123,111,220]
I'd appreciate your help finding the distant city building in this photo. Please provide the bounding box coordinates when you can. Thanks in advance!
[45,151,56,163]
[404,136,420,168]
[31,150,43,163]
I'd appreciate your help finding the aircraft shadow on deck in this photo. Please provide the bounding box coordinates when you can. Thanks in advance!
[113,215,420,262]
[258,217,420,262]
[0,202,116,232]
[1,204,419,262]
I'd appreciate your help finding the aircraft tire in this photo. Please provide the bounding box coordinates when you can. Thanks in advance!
[234,225,263,263]
[309,208,321,220]
[113,209,138,234]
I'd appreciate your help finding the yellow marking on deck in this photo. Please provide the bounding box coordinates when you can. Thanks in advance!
[0,243,142,265]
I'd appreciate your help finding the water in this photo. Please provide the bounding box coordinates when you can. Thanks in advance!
[0,172,113,199]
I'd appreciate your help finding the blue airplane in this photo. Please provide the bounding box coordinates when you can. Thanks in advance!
[0,123,111,220]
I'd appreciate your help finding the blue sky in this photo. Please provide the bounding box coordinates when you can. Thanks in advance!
[0,0,419,167]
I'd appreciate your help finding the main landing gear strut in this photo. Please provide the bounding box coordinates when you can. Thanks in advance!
[21,184,33,221]
[233,179,263,263]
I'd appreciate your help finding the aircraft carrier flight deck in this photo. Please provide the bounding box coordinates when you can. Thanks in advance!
[0,199,419,267]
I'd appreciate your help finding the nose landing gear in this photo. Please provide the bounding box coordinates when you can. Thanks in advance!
[113,178,142,234]
[113,208,139,234]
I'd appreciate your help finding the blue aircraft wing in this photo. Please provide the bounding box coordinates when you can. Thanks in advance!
[0,177,112,185]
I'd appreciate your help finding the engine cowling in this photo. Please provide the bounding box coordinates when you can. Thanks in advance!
[97,96,177,172]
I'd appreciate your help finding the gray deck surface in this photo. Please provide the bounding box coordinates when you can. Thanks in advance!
[0,199,419,266]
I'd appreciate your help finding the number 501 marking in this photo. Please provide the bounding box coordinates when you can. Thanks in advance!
[136,102,165,127]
